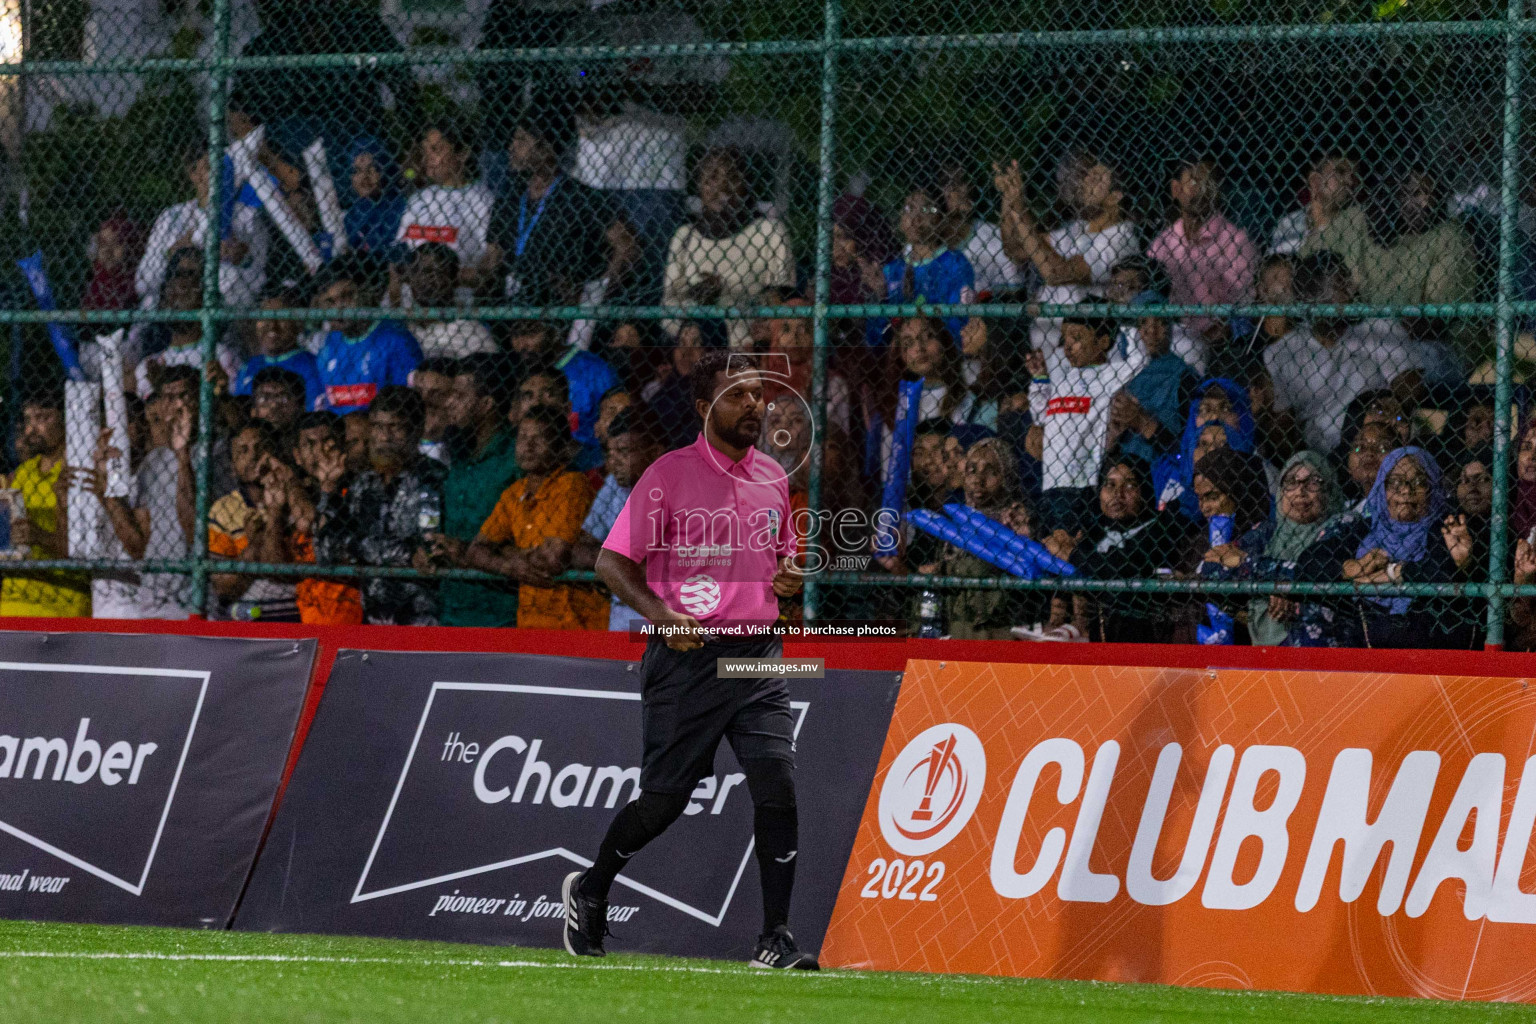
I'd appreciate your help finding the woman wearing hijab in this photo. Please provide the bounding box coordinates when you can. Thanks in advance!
[1200,450,1342,645]
[344,137,406,257]
[1152,378,1257,519]
[1289,447,1475,648]
[1044,454,1195,643]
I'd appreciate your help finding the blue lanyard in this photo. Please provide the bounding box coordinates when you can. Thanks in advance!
[514,176,561,258]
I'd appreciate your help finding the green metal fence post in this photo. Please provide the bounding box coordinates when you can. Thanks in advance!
[191,0,234,615]
[1487,0,1525,649]
[803,0,842,625]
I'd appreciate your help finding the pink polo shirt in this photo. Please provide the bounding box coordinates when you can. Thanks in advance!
[602,432,792,627]
[1147,214,1257,333]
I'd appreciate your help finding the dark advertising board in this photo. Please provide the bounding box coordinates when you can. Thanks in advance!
[0,631,315,926]
[237,649,899,959]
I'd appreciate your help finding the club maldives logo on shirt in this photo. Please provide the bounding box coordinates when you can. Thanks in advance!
[405,225,459,245]
[1044,396,1093,416]
[325,383,378,410]
[877,724,987,856]
[678,575,722,617]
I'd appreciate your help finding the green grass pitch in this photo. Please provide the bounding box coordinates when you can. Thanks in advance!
[0,920,1531,1023]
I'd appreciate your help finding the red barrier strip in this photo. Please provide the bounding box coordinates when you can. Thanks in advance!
[0,618,1532,792]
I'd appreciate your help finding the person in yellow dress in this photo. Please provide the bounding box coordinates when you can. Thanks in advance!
[0,385,90,618]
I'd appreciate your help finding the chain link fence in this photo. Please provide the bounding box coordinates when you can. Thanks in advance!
[0,0,1528,648]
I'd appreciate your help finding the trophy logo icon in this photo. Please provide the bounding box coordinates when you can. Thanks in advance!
[909,733,959,823]
[878,724,987,856]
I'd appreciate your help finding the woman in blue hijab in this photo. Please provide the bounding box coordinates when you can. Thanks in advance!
[1286,446,1479,648]
[1152,378,1257,519]
[343,137,406,257]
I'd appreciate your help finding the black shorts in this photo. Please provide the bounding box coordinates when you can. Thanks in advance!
[638,636,796,794]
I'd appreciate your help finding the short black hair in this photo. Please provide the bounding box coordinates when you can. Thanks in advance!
[259,280,306,307]
[1110,255,1170,297]
[455,353,518,419]
[914,417,953,439]
[512,95,577,160]
[411,242,460,275]
[1174,153,1222,183]
[1295,250,1352,302]
[297,410,343,440]
[155,365,202,395]
[312,252,385,301]
[421,118,473,154]
[415,356,460,379]
[519,403,572,445]
[369,385,425,436]
[21,380,65,412]
[251,365,306,402]
[235,417,288,462]
[506,319,560,351]
[606,406,664,448]
[690,350,758,408]
[521,364,570,402]
[1060,315,1118,341]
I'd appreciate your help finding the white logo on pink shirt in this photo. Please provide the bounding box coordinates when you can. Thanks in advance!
[678,574,722,616]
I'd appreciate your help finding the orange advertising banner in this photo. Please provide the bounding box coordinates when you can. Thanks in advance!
[820,660,1536,1002]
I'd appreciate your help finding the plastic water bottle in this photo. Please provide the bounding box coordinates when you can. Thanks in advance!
[229,601,263,621]
[916,589,945,639]
[418,485,442,536]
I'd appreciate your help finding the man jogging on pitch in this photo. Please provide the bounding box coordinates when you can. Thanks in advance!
[563,350,815,969]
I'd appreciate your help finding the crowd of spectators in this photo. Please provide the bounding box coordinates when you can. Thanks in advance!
[8,60,1536,650]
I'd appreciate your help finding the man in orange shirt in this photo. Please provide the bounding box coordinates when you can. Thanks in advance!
[290,412,363,625]
[441,404,606,629]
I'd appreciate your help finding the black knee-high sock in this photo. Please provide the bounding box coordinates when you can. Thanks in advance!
[744,757,799,934]
[753,802,798,934]
[581,791,689,900]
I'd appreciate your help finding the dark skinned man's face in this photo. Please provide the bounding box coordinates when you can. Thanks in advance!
[368,410,419,474]
[697,368,765,452]
[18,405,64,461]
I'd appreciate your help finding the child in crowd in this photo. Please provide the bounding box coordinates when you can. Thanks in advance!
[1031,315,1145,533]
[873,179,975,347]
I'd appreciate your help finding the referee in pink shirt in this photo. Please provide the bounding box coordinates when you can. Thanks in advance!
[562,349,816,969]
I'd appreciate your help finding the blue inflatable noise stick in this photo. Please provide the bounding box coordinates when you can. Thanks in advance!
[874,377,924,556]
[942,504,1078,577]
[17,251,85,382]
[908,508,1037,578]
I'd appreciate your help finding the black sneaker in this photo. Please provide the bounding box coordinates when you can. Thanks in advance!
[562,870,608,957]
[750,925,819,969]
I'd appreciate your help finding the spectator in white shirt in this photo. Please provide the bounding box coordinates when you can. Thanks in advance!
[405,243,496,359]
[661,147,794,348]
[1263,251,1416,451]
[940,161,1029,296]
[1106,256,1206,374]
[994,153,1141,377]
[138,145,269,310]
[395,122,495,286]
[134,251,242,399]
[1030,314,1147,533]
